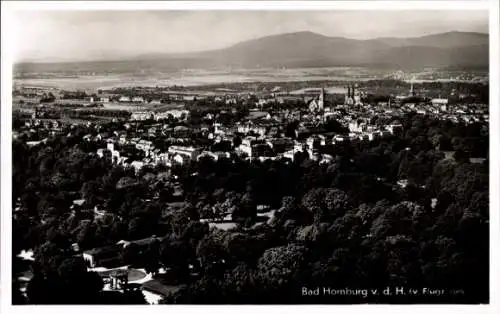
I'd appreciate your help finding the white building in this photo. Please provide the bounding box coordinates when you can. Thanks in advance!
[197,151,230,161]
[136,140,153,153]
[237,122,267,137]
[385,124,403,135]
[97,148,105,158]
[154,110,189,120]
[168,109,189,119]
[131,112,153,121]
[367,132,379,141]
[348,120,368,133]
[168,146,200,161]
[431,98,449,106]
[333,135,346,143]
[130,161,145,172]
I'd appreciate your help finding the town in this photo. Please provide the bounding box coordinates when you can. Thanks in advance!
[12,79,489,169]
[12,78,489,304]
[6,3,495,309]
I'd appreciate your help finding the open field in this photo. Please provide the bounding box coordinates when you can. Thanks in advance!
[13,67,488,91]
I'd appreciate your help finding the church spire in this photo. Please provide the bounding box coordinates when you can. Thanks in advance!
[410,77,416,96]
[318,87,324,110]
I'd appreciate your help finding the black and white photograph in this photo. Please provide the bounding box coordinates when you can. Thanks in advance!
[1,0,499,311]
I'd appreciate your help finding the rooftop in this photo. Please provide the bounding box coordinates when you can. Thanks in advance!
[83,244,122,256]
[141,279,184,297]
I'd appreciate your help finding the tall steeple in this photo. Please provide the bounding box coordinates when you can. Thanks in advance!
[410,77,416,97]
[319,88,325,109]
[353,84,362,107]
[345,86,351,105]
[319,87,324,110]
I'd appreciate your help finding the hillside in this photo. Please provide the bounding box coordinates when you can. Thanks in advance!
[375,31,489,48]
[15,31,489,74]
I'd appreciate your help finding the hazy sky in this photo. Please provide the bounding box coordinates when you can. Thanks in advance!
[13,10,489,62]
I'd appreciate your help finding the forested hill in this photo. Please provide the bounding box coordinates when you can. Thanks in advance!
[15,31,488,74]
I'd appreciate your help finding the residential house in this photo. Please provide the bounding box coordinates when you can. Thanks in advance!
[168,146,201,163]
[83,245,123,268]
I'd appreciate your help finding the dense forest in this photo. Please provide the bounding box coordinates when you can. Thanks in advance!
[12,113,489,304]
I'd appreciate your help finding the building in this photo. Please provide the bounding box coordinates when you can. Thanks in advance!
[83,236,163,268]
[367,132,380,141]
[164,109,190,120]
[237,122,267,137]
[431,98,449,106]
[130,161,145,172]
[306,135,323,150]
[135,140,153,153]
[197,151,230,161]
[409,80,416,97]
[332,135,347,143]
[385,123,403,135]
[83,245,123,268]
[353,86,363,106]
[308,88,325,112]
[396,79,421,103]
[344,86,355,106]
[237,138,272,159]
[141,280,184,304]
[132,96,145,103]
[266,138,294,154]
[168,146,201,162]
[131,112,153,121]
[348,119,368,133]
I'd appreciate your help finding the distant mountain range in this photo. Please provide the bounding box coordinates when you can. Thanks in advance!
[15,31,489,74]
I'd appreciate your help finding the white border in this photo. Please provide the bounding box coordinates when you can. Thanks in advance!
[488,0,500,312]
[1,2,498,314]
[0,1,492,11]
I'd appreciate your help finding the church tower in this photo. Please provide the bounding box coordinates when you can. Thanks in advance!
[345,86,354,106]
[353,84,362,106]
[409,77,416,97]
[308,87,326,113]
[318,87,325,111]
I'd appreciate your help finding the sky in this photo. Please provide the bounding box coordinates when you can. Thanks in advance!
[12,10,489,62]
